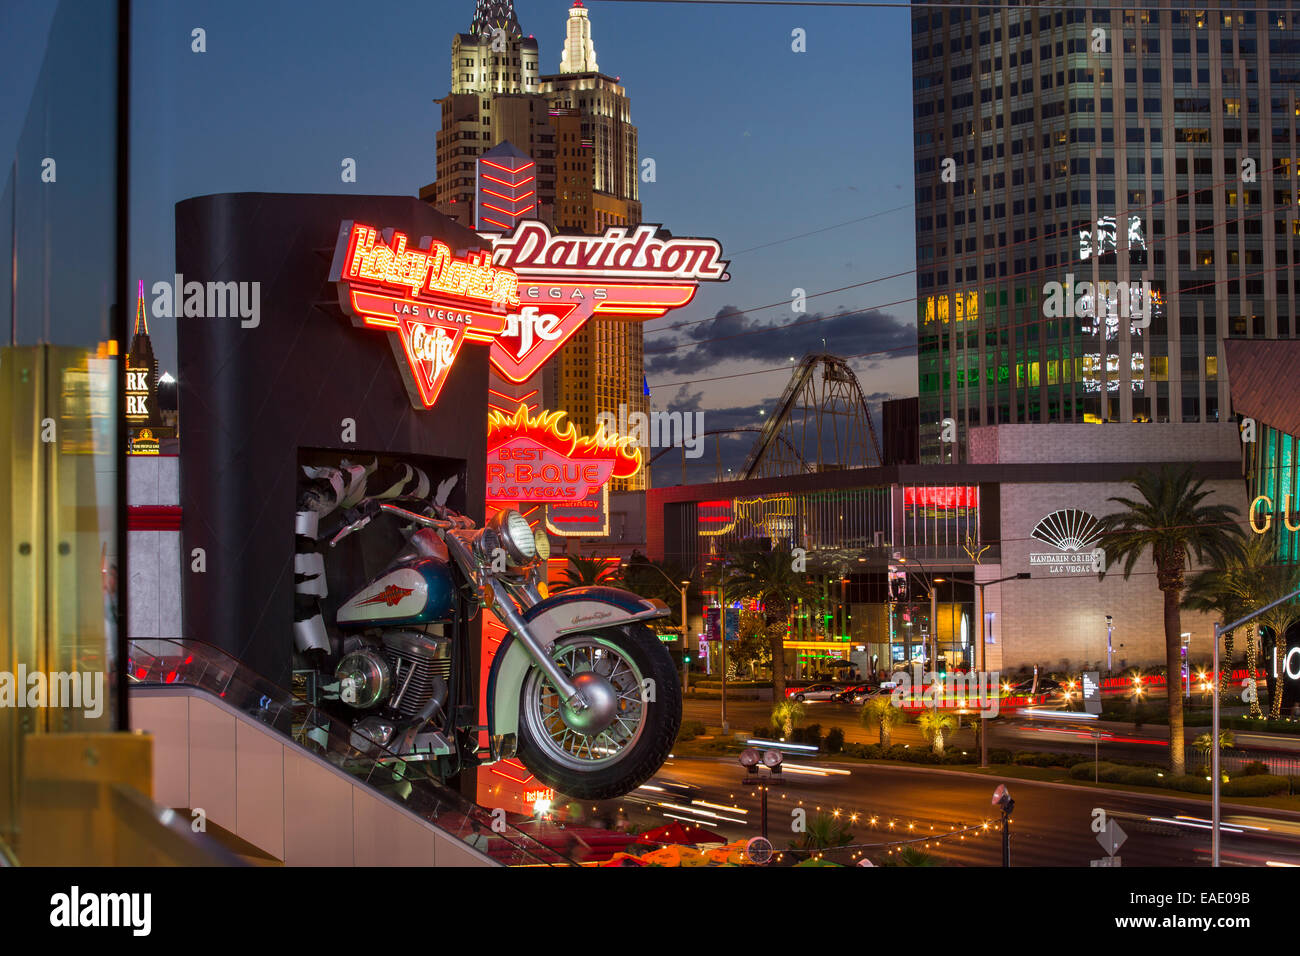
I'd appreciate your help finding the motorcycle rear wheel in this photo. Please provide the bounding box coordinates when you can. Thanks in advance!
[516,623,682,800]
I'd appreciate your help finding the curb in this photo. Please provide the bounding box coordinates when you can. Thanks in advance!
[669,752,1300,819]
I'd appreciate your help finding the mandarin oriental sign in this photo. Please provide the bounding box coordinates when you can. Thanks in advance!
[330,221,521,408]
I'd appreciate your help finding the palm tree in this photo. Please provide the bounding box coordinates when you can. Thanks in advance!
[880,845,940,867]
[861,695,906,747]
[917,709,956,755]
[770,699,805,738]
[1183,530,1300,718]
[551,554,618,591]
[1192,730,1235,775]
[725,547,820,701]
[1096,466,1243,775]
[796,812,854,851]
[1183,560,1251,704]
[615,552,689,629]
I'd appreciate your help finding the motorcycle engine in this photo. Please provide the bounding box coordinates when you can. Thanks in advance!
[378,630,452,719]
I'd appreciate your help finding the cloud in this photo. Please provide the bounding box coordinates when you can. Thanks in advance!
[644,305,916,377]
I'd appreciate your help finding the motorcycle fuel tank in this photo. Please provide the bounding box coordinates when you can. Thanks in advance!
[337,558,456,628]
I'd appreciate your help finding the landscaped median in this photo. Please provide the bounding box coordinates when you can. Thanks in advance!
[669,727,1300,808]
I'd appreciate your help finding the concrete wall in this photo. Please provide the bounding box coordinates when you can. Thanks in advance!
[128,456,182,640]
[992,475,1247,671]
[131,686,497,867]
[964,422,1248,671]
[969,421,1242,465]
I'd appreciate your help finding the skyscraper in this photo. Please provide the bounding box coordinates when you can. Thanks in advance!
[540,2,641,225]
[539,2,648,491]
[912,2,1300,462]
[428,1,651,492]
[424,2,555,227]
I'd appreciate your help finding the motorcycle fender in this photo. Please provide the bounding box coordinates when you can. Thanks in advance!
[487,587,670,743]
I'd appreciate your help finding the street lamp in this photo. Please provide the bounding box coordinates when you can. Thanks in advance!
[739,747,783,841]
[1105,614,1114,674]
[619,558,693,691]
[892,552,939,680]
[992,784,1014,867]
[940,572,1031,768]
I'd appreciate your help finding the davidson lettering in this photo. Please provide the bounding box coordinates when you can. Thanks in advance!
[493,222,729,281]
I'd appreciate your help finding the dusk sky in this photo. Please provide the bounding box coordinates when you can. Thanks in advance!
[5,0,920,478]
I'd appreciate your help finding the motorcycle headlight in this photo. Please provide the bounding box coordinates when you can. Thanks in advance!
[489,509,537,565]
[533,526,551,562]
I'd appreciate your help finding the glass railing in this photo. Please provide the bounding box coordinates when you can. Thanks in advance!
[127,638,575,866]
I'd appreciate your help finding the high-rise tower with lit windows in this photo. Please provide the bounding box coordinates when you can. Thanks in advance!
[424,1,555,227]
[912,1,1300,463]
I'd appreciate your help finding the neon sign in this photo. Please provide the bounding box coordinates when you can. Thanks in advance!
[904,486,978,510]
[1249,494,1300,533]
[330,221,521,408]
[125,363,151,421]
[344,223,519,308]
[491,221,729,282]
[698,496,796,537]
[485,221,729,384]
[486,406,641,503]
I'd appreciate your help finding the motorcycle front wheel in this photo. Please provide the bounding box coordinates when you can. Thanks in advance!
[516,623,682,800]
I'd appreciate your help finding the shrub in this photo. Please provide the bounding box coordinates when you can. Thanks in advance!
[1166,775,1212,794]
[685,720,707,737]
[1071,761,1120,780]
[1238,761,1270,777]
[792,723,823,749]
[824,727,845,754]
[1223,775,1289,797]
[1118,767,1165,788]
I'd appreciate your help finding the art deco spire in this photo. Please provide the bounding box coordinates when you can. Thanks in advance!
[559,1,599,74]
[134,278,149,336]
[469,0,523,40]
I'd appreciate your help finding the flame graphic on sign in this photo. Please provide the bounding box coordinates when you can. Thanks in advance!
[487,405,642,480]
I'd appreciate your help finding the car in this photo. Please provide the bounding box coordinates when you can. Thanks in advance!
[833,683,878,703]
[1010,677,1063,696]
[789,682,842,702]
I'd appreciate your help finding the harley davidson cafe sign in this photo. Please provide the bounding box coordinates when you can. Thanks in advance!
[332,219,729,409]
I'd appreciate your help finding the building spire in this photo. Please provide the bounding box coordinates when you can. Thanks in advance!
[469,0,522,40]
[560,1,599,74]
[134,278,149,337]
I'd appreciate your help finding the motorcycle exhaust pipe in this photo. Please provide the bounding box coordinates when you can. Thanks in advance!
[393,676,448,754]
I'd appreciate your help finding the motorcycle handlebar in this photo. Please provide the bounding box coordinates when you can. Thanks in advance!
[378,502,474,529]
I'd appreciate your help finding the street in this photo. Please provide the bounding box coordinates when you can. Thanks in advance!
[684,698,1300,772]
[615,754,1300,866]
